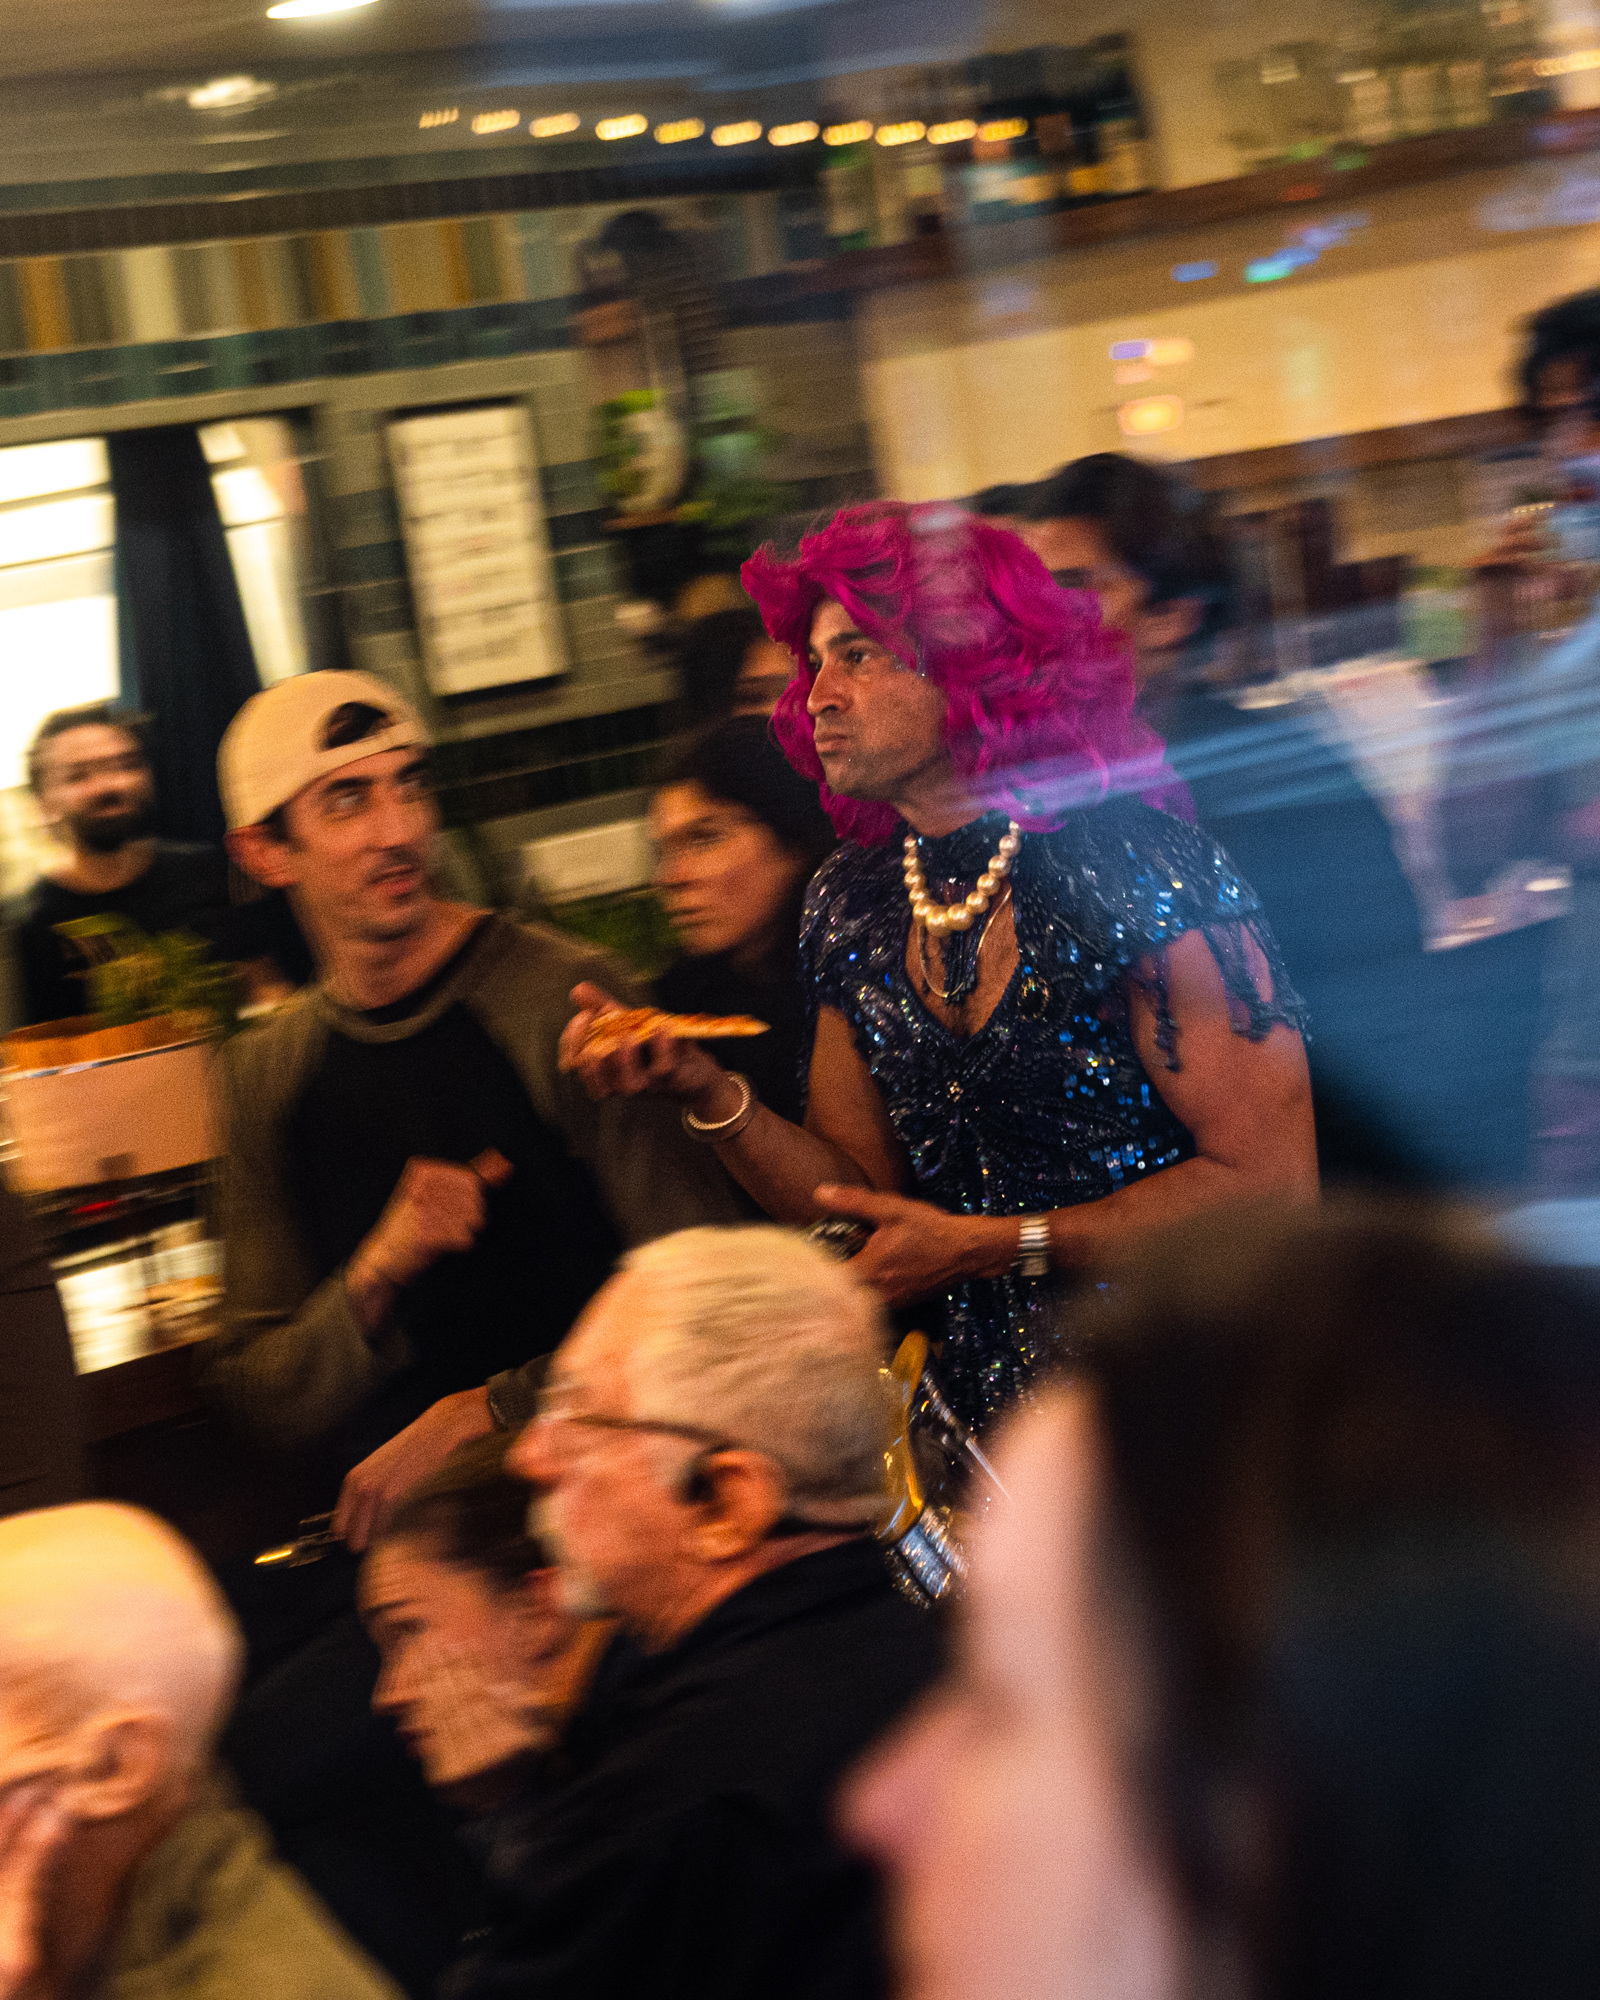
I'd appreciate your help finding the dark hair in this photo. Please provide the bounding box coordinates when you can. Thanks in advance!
[657,714,835,869]
[1069,1201,1600,1999]
[673,608,772,729]
[379,1433,548,1594]
[1519,286,1600,414]
[1023,454,1239,650]
[27,702,153,794]
[966,482,1039,519]
[320,700,395,750]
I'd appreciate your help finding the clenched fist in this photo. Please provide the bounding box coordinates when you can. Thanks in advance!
[347,1148,512,1329]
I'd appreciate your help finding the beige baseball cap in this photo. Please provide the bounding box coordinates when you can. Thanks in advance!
[218,671,429,831]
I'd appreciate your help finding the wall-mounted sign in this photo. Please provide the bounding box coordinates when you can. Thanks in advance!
[387,402,567,695]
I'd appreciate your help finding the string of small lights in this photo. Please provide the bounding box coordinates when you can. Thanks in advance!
[418,106,1043,149]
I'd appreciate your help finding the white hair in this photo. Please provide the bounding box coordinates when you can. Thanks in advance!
[0,1503,243,1770]
[617,1225,892,1520]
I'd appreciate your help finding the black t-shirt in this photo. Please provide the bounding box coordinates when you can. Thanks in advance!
[13,841,311,1026]
[283,922,623,1464]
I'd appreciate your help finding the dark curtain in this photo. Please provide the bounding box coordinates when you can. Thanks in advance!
[109,426,261,847]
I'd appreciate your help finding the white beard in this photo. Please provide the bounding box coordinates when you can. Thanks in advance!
[528,1493,615,1621]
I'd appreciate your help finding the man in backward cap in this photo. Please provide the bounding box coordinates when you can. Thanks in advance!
[209,672,738,1544]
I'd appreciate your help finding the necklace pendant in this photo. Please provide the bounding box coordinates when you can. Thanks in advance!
[1016,971,1051,1018]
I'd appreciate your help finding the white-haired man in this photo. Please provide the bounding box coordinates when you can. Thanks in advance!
[0,1503,398,2000]
[444,1225,942,2000]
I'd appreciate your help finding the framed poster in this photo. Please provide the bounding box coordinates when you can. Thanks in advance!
[387,402,567,695]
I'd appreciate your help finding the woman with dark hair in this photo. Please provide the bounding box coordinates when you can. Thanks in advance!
[845,1201,1600,2000]
[563,502,1317,1432]
[651,714,834,1126]
[359,1434,606,1805]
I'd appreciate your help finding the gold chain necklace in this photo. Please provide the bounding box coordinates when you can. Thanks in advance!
[902,820,1021,933]
[917,885,1012,1006]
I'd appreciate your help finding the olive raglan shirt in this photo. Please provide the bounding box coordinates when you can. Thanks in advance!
[205,913,740,1466]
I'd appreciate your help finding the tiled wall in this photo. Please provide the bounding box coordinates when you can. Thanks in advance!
[0,187,878,888]
[0,192,810,367]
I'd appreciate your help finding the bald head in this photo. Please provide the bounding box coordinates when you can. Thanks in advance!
[0,1504,242,1781]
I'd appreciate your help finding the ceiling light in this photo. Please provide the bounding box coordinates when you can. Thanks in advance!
[1118,396,1183,436]
[419,107,459,129]
[530,112,580,137]
[187,75,278,110]
[875,121,925,146]
[768,120,819,146]
[712,121,762,146]
[655,118,705,144]
[595,114,648,140]
[471,109,520,134]
[928,119,977,144]
[266,0,379,17]
[977,117,1028,142]
[823,120,873,146]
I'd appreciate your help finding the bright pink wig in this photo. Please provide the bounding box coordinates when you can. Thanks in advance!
[741,500,1181,845]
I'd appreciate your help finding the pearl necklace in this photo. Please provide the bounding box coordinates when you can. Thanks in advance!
[902,820,1021,934]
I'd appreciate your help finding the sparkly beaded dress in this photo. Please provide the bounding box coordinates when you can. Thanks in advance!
[799,798,1306,1430]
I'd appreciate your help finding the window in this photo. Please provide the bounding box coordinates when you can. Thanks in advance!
[201,418,313,688]
[0,422,315,906]
[0,439,120,900]
[0,439,119,796]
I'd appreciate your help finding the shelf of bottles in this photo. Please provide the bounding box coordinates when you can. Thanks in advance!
[1216,1,1554,171]
[805,38,1155,254]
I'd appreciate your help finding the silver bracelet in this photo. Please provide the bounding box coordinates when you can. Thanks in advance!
[1012,1214,1052,1279]
[682,1072,757,1143]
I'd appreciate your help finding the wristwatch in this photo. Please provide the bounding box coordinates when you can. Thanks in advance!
[1012,1215,1052,1279]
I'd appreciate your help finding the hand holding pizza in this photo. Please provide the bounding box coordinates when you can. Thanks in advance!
[558,983,765,1106]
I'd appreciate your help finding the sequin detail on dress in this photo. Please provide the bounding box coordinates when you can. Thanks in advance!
[799,799,1306,1431]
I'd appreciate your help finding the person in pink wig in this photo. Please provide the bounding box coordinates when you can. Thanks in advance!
[561,503,1317,1428]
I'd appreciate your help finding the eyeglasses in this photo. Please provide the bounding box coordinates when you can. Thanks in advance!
[531,1383,825,1534]
[534,1381,733,1453]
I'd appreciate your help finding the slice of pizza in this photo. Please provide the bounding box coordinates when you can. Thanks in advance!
[562,1007,770,1068]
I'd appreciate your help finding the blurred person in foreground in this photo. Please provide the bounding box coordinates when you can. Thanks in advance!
[446,1224,941,2000]
[1481,288,1600,1188]
[564,502,1316,1433]
[1015,454,1438,1187]
[674,605,797,725]
[209,671,736,1988]
[651,715,834,1128]
[846,1200,1600,2000]
[14,702,304,1028]
[360,1434,610,1810]
[0,1502,398,2000]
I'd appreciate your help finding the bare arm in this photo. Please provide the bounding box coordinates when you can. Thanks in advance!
[556,985,908,1220]
[818,928,1318,1303]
